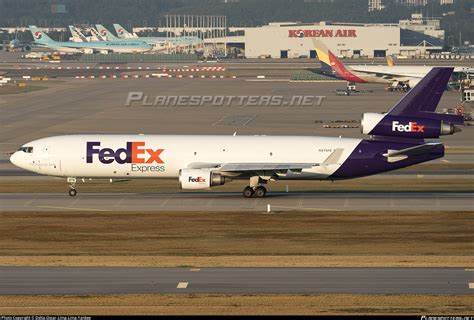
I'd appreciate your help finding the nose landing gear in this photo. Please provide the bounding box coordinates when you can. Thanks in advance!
[67,177,77,197]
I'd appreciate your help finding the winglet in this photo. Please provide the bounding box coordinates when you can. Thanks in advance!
[322,148,344,166]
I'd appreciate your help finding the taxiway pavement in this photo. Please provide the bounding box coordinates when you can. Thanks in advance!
[1,192,472,212]
[0,267,472,295]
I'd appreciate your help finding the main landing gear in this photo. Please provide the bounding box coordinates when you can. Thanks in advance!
[243,186,267,198]
[243,176,268,198]
[67,177,77,197]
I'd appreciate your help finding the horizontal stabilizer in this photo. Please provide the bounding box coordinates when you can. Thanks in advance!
[383,143,442,162]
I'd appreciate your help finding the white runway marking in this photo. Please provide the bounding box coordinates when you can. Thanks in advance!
[36,205,111,212]
[177,282,189,289]
[270,205,341,211]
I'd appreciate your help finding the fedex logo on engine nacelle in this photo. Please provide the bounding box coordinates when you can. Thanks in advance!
[86,141,164,164]
[189,176,206,183]
[392,121,425,133]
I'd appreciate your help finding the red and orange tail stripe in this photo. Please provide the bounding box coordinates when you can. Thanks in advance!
[313,39,367,83]
[387,56,396,67]
[327,50,367,83]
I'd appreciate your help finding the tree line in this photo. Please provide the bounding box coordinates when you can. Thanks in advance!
[0,0,471,44]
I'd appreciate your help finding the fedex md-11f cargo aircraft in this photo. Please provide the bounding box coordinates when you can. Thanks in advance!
[10,68,463,198]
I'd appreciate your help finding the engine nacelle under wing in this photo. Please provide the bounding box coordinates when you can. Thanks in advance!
[179,168,226,190]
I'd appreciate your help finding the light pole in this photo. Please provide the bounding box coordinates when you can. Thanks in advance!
[447,35,454,50]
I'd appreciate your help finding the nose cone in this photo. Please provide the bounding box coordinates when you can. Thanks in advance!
[10,151,26,170]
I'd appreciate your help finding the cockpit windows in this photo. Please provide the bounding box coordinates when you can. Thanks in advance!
[17,146,33,153]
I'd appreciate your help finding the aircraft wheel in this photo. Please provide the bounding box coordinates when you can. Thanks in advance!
[68,189,77,197]
[254,186,267,198]
[243,186,254,198]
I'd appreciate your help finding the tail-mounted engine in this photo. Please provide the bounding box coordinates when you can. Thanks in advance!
[361,112,462,139]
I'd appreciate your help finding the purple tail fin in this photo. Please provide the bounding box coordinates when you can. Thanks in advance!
[387,67,463,125]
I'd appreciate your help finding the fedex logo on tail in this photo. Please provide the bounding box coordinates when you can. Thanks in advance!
[392,121,425,133]
[86,141,164,164]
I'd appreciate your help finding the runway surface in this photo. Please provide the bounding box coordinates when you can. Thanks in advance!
[0,267,472,295]
[1,192,473,211]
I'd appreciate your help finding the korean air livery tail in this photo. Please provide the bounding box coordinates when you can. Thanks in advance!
[95,24,118,40]
[313,39,367,83]
[29,25,55,44]
[69,26,88,42]
[113,24,135,39]
[361,67,463,140]
[90,27,106,41]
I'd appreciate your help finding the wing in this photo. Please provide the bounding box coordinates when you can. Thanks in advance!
[186,148,345,177]
[352,70,415,82]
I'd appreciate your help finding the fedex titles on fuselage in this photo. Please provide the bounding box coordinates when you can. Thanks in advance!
[86,141,165,173]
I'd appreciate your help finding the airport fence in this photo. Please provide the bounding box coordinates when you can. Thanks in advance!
[79,53,198,63]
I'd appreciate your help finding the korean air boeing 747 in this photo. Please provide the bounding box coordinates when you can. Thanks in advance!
[10,68,463,197]
[29,25,153,54]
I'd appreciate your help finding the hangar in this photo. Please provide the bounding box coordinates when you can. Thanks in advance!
[204,21,442,59]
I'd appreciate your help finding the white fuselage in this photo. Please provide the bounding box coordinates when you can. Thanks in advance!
[10,135,362,180]
[350,65,473,79]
